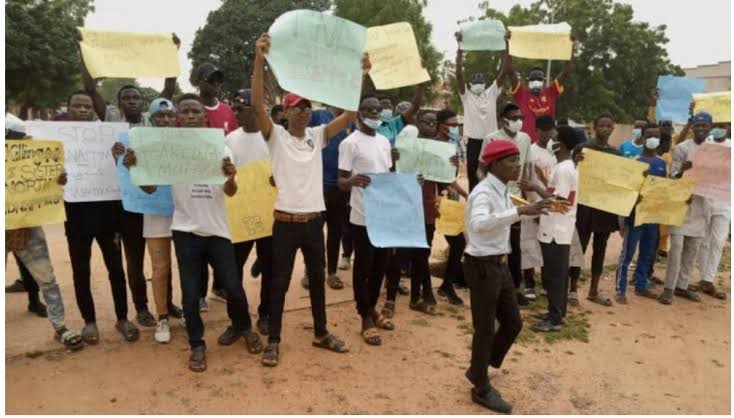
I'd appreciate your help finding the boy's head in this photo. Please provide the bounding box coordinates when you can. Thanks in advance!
[482,140,520,183]
[117,85,144,118]
[232,89,257,130]
[68,91,94,121]
[593,112,615,141]
[436,109,459,141]
[527,67,545,94]
[691,112,713,142]
[468,73,487,94]
[416,110,437,138]
[500,102,523,134]
[149,98,176,127]
[535,115,556,146]
[282,93,312,131]
[378,95,394,119]
[357,93,382,131]
[176,93,206,127]
[191,62,224,99]
[552,126,577,158]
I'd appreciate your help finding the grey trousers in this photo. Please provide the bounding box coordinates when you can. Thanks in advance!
[697,208,731,284]
[665,234,702,291]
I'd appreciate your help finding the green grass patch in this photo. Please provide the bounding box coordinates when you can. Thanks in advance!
[410,318,430,327]
[25,350,43,359]
[516,311,590,345]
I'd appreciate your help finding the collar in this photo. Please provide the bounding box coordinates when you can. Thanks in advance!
[486,172,508,197]
[204,99,221,111]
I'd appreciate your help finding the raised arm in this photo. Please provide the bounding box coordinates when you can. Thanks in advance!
[494,51,508,88]
[160,33,181,100]
[252,33,274,140]
[455,32,466,95]
[76,30,107,120]
[505,31,519,90]
[402,82,426,126]
[555,33,576,85]
[325,112,356,143]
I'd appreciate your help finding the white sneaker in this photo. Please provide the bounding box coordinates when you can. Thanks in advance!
[154,319,171,343]
[524,288,537,301]
[337,256,351,271]
[199,298,208,312]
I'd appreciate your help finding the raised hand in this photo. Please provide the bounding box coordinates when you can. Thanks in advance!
[256,33,271,57]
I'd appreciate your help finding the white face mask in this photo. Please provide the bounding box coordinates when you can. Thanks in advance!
[505,118,523,133]
[470,83,485,94]
[547,139,560,153]
[645,136,660,150]
[528,80,544,90]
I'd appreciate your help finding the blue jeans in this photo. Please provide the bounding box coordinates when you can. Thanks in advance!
[615,221,659,294]
[172,231,252,349]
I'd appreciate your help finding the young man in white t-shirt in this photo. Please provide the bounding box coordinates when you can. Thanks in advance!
[337,93,395,346]
[521,126,577,332]
[454,31,507,192]
[124,94,264,373]
[252,34,364,367]
[225,88,274,336]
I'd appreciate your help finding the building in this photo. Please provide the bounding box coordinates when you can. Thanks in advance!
[683,61,731,92]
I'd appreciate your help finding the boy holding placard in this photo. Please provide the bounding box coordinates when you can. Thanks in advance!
[253,33,362,367]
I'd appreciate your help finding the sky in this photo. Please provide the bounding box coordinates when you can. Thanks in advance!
[84,0,732,93]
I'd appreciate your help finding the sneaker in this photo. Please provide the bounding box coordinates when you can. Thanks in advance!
[199,298,209,312]
[615,293,628,304]
[471,386,512,414]
[301,276,309,289]
[397,282,410,296]
[531,319,562,333]
[516,292,530,306]
[326,274,344,290]
[189,346,207,372]
[438,284,464,305]
[250,258,261,278]
[136,309,157,327]
[524,288,537,301]
[5,279,26,293]
[27,299,48,318]
[256,316,270,335]
[337,256,351,271]
[540,288,547,297]
[168,304,184,319]
[218,326,243,346]
[154,319,171,343]
[658,288,674,305]
[210,288,227,303]
[635,288,658,299]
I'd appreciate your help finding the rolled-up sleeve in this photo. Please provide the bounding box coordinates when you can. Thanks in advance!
[469,191,520,233]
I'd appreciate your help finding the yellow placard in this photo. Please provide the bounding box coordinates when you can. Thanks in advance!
[508,22,573,60]
[510,194,529,207]
[577,149,647,217]
[635,176,696,227]
[694,91,731,123]
[436,198,465,236]
[79,28,180,79]
[5,140,66,229]
[365,22,430,90]
[225,160,277,243]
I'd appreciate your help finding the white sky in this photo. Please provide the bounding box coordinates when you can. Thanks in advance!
[85,0,732,93]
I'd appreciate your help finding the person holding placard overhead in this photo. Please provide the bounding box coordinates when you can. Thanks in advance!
[225,88,275,336]
[61,91,139,345]
[123,93,264,372]
[252,33,364,367]
[505,31,575,143]
[463,139,553,413]
[454,31,507,192]
[659,112,713,305]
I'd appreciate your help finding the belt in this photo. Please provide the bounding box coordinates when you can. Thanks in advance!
[468,137,484,142]
[273,210,322,223]
[464,253,508,265]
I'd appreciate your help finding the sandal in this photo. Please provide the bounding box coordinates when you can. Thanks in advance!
[361,328,382,346]
[409,300,437,316]
[312,333,349,353]
[587,292,613,307]
[372,313,395,331]
[326,274,344,290]
[244,331,264,354]
[381,301,395,319]
[55,328,84,352]
[116,320,140,342]
[261,343,279,367]
[698,281,727,300]
[674,288,701,302]
[568,292,579,306]
[81,323,99,345]
[615,294,628,305]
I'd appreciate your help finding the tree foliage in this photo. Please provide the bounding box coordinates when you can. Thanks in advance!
[6,0,95,108]
[459,0,683,122]
[188,0,330,100]
[334,0,442,104]
[96,78,182,105]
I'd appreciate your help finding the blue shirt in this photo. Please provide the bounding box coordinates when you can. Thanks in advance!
[619,140,644,159]
[309,109,348,187]
[376,115,406,146]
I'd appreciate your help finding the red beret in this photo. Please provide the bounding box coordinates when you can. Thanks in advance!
[481,139,520,165]
[283,92,311,109]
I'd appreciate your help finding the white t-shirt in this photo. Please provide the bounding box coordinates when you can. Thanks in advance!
[460,80,502,140]
[225,128,269,166]
[528,143,557,203]
[267,124,326,213]
[538,159,578,245]
[143,214,173,239]
[171,147,233,239]
[338,130,393,226]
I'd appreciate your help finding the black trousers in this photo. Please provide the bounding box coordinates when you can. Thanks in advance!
[575,229,611,277]
[411,224,436,303]
[269,218,329,344]
[13,253,40,303]
[121,211,148,313]
[444,233,466,285]
[463,254,523,390]
[540,241,570,324]
[342,205,354,259]
[233,236,273,318]
[351,224,389,317]
[466,138,483,192]
[324,186,349,275]
[385,249,404,302]
[509,222,522,289]
[67,231,128,323]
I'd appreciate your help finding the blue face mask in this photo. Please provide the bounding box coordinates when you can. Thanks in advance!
[448,126,461,142]
[362,117,383,130]
[632,128,642,139]
[380,109,393,122]
[711,128,727,139]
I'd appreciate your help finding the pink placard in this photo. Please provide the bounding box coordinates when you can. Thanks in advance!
[686,142,731,203]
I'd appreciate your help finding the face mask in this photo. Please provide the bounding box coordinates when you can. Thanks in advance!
[448,126,461,142]
[632,128,642,139]
[505,118,523,133]
[528,80,544,91]
[711,128,727,139]
[379,109,393,122]
[547,139,561,153]
[645,136,660,150]
[470,84,485,94]
[362,117,383,130]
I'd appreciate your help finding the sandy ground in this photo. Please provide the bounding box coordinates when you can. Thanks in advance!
[4,218,731,414]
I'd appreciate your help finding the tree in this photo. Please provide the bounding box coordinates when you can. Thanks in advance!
[334,0,443,105]
[460,0,683,122]
[188,0,330,101]
[6,0,95,113]
[96,78,182,105]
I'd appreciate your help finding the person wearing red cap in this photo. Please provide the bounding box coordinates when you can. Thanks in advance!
[252,33,367,367]
[463,139,552,412]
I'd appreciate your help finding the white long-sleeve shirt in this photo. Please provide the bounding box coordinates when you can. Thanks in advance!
[465,173,520,256]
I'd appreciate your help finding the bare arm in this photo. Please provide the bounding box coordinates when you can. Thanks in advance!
[402,82,425,125]
[160,33,181,100]
[505,31,519,90]
[494,51,508,88]
[450,181,469,199]
[325,112,356,143]
[76,30,107,121]
[253,33,274,140]
[455,32,466,95]
[338,169,370,192]
[555,33,576,85]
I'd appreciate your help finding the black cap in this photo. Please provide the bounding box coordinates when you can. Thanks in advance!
[536,115,556,130]
[500,101,520,117]
[193,62,224,83]
[232,89,252,107]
